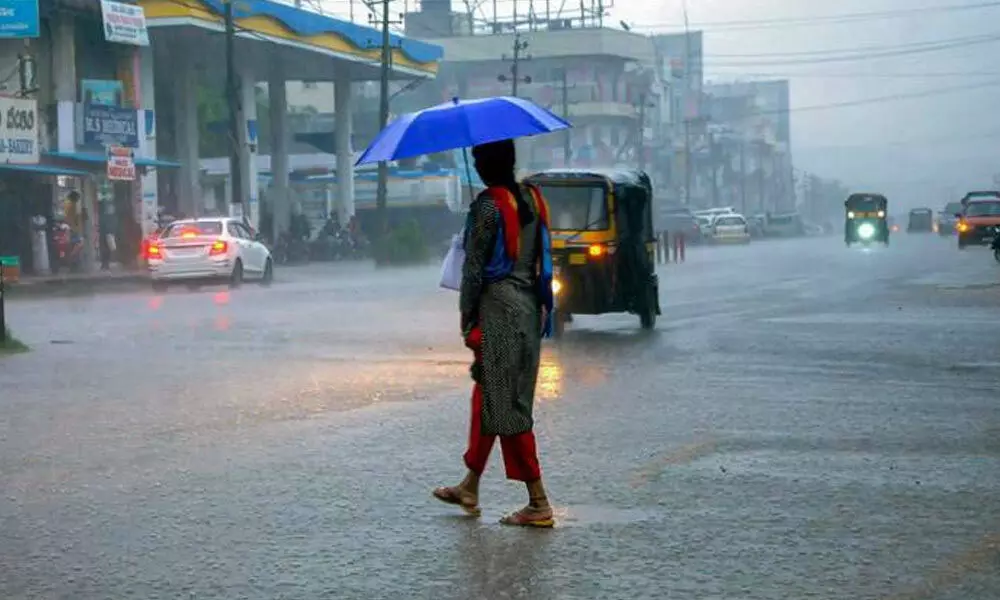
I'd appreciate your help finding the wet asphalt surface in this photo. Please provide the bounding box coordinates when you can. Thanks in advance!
[2,234,999,599]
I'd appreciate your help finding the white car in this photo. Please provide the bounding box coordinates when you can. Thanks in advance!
[146,217,273,290]
[711,213,751,244]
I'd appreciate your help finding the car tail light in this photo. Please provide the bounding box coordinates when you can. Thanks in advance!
[146,243,163,259]
[209,240,228,256]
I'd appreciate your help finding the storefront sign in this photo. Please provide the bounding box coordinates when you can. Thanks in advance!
[0,97,38,164]
[83,104,138,148]
[81,79,124,107]
[0,0,39,39]
[106,146,136,181]
[101,0,149,46]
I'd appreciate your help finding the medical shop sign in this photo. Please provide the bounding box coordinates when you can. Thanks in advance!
[101,0,149,46]
[106,146,136,181]
[0,97,39,164]
[83,103,138,148]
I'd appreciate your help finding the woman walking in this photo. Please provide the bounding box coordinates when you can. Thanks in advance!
[433,139,556,528]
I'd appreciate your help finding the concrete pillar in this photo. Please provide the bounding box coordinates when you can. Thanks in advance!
[334,71,355,222]
[237,65,259,228]
[137,46,158,236]
[52,14,75,153]
[173,47,201,218]
[268,74,289,242]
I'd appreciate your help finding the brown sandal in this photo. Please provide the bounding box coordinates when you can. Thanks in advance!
[499,505,555,528]
[432,486,481,517]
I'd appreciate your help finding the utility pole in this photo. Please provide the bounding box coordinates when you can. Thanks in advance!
[637,95,646,171]
[371,1,402,238]
[224,0,244,211]
[739,138,747,215]
[681,0,692,206]
[498,33,531,97]
[561,67,571,164]
[756,141,766,212]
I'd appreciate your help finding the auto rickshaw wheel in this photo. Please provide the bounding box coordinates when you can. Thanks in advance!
[552,310,567,338]
[640,284,658,330]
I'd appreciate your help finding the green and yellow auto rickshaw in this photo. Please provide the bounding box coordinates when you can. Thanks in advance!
[845,193,889,247]
[523,168,661,336]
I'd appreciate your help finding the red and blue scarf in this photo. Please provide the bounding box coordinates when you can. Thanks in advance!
[465,184,555,337]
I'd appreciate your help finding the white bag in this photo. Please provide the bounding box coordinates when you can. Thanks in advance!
[439,230,465,291]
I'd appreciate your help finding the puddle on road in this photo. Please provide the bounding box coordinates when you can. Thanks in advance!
[546,504,663,528]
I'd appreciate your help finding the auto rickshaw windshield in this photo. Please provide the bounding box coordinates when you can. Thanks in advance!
[847,197,882,211]
[535,184,610,231]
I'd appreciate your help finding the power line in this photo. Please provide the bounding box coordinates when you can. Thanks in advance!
[707,32,1000,58]
[705,34,1000,67]
[752,78,1000,117]
[628,1,1000,32]
[707,71,1000,79]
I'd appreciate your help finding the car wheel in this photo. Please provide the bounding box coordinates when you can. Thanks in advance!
[151,280,168,292]
[260,259,273,287]
[229,260,244,288]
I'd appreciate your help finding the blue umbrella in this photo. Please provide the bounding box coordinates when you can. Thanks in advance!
[355,96,571,166]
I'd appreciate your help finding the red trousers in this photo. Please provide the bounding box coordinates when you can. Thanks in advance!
[462,326,541,482]
[463,384,541,482]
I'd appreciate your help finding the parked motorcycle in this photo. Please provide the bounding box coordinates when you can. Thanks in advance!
[274,230,310,265]
[51,222,83,273]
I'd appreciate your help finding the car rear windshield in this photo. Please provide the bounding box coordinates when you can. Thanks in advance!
[536,185,609,231]
[162,222,224,238]
[715,216,745,226]
[965,202,1000,217]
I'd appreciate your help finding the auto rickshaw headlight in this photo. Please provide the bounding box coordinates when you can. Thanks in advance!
[588,244,604,257]
[847,211,856,219]
[877,210,886,218]
[957,221,970,232]
[857,223,876,239]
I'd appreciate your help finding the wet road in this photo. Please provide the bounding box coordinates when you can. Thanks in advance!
[2,235,999,599]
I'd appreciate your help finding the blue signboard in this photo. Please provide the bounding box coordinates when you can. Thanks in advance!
[0,0,40,38]
[82,104,139,148]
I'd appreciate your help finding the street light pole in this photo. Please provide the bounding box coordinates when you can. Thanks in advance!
[374,0,396,238]
[224,0,244,212]
[681,0,693,206]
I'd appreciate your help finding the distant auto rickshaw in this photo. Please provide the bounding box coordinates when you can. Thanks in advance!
[907,208,934,233]
[845,193,889,247]
[524,168,661,336]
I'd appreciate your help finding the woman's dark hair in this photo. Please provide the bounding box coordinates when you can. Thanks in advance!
[472,139,533,226]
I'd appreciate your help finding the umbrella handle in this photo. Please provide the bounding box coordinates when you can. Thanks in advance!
[462,147,475,208]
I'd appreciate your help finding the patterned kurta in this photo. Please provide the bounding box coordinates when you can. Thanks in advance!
[460,186,542,437]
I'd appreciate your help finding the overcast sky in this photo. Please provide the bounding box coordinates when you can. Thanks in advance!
[325,0,1000,207]
[614,0,1000,207]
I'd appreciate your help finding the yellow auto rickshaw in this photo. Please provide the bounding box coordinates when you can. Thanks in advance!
[524,168,661,336]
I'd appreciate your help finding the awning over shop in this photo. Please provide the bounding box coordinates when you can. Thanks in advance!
[139,0,442,79]
[0,163,91,177]
[43,151,182,169]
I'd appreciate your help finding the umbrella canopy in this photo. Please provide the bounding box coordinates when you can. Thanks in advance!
[355,96,571,167]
